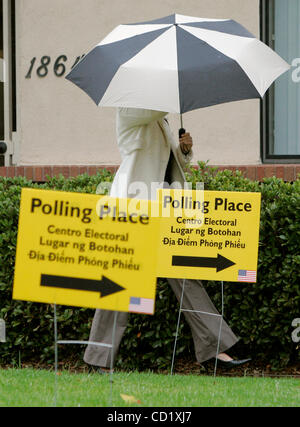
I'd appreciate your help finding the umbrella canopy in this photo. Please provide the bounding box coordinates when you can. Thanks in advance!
[66,13,290,114]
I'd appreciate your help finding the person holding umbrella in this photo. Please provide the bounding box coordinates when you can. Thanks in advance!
[83,106,250,372]
[66,14,290,372]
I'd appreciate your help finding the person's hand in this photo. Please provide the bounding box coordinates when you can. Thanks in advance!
[179,132,193,155]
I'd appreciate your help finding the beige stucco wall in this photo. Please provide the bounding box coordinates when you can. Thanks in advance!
[15,0,261,166]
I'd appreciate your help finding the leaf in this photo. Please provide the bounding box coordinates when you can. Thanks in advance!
[120,394,141,404]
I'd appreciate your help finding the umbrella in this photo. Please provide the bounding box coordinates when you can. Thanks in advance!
[66,13,290,115]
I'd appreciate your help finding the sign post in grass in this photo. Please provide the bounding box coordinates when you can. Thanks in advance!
[156,189,261,375]
[11,187,261,404]
[12,188,161,406]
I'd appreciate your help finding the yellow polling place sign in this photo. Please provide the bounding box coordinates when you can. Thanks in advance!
[13,189,160,314]
[157,189,261,282]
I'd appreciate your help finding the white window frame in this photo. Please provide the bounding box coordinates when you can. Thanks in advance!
[2,0,14,166]
[261,0,300,163]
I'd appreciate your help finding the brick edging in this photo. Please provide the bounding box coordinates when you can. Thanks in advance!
[0,164,299,182]
[210,164,300,182]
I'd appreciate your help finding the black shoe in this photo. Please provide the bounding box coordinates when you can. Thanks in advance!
[217,358,251,370]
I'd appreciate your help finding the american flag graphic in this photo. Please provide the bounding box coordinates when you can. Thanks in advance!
[238,270,257,282]
[129,297,154,314]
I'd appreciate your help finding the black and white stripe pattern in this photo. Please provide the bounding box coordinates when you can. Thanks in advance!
[66,14,290,113]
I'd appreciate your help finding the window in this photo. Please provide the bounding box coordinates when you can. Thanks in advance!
[262,0,300,162]
[0,0,16,166]
[0,0,4,141]
[0,0,4,166]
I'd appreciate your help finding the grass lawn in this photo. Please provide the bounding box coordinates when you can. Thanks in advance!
[0,368,299,407]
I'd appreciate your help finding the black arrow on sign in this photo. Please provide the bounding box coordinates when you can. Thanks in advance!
[40,274,125,298]
[172,254,236,272]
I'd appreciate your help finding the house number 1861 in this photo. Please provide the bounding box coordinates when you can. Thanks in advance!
[25,55,85,79]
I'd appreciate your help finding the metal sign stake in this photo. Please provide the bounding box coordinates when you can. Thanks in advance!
[171,279,185,376]
[53,305,117,407]
[213,281,224,378]
[54,303,58,407]
[171,280,224,378]
[109,311,118,406]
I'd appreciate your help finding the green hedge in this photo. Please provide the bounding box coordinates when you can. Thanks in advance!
[0,165,299,370]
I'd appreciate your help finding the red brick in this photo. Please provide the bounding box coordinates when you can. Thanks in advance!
[16,167,25,177]
[61,166,70,179]
[101,166,111,174]
[88,166,98,176]
[236,166,247,177]
[0,163,297,183]
[245,167,257,181]
[70,166,80,177]
[43,167,52,181]
[34,167,43,182]
[111,165,120,174]
[264,165,276,178]
[53,166,63,177]
[6,167,15,178]
[256,166,266,181]
[25,167,34,180]
[79,166,88,175]
[226,166,236,173]
[275,166,285,179]
[284,166,295,182]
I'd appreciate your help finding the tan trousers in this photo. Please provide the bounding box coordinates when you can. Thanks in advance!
[84,278,239,367]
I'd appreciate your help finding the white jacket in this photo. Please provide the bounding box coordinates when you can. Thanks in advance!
[110,108,193,200]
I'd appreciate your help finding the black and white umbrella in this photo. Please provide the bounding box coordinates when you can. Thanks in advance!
[66,13,290,114]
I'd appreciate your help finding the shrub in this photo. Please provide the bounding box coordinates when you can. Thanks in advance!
[0,166,299,369]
